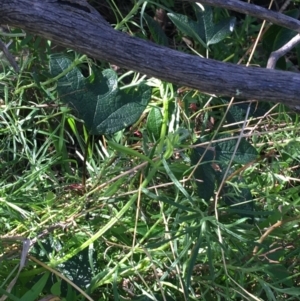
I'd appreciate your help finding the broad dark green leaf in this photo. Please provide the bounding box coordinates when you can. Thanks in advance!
[146,107,163,140]
[191,135,257,215]
[195,5,214,44]
[20,272,50,301]
[167,12,207,48]
[144,14,169,46]
[266,264,293,286]
[262,9,299,63]
[191,143,216,202]
[49,54,151,135]
[30,237,99,296]
[208,17,236,46]
[220,98,268,130]
[168,5,235,48]
[215,134,257,164]
[220,181,254,220]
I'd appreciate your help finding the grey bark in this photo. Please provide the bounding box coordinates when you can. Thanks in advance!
[1,0,300,106]
[190,0,300,34]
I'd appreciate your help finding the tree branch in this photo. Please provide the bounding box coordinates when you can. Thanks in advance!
[267,34,300,69]
[1,0,300,106]
[187,0,300,33]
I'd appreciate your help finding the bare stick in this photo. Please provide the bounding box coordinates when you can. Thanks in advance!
[1,0,300,106]
[267,34,300,69]
[186,0,300,33]
[279,0,292,13]
[0,39,19,72]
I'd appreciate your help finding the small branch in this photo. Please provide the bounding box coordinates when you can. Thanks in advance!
[279,0,292,13]
[186,0,300,33]
[0,39,19,72]
[253,215,300,255]
[1,0,300,106]
[267,34,300,69]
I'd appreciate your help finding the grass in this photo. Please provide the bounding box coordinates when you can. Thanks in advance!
[1,0,300,300]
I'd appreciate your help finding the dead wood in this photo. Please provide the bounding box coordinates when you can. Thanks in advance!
[1,0,300,107]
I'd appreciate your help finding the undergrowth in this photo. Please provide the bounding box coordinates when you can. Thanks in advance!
[1,0,300,300]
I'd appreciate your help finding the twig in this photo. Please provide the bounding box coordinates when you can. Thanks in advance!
[253,215,300,255]
[186,0,300,33]
[2,1,300,105]
[267,34,300,69]
[279,0,292,13]
[28,255,94,301]
[237,0,291,65]
[0,39,19,72]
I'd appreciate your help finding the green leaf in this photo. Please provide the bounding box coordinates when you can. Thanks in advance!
[162,158,194,203]
[209,134,257,219]
[208,17,236,46]
[50,281,61,296]
[20,272,50,301]
[186,229,202,289]
[107,140,154,165]
[132,294,175,301]
[262,9,300,53]
[142,188,197,212]
[168,5,235,48]
[191,143,216,202]
[158,162,190,179]
[0,288,19,301]
[283,140,300,161]
[268,285,300,296]
[31,237,100,296]
[221,98,267,129]
[191,135,257,212]
[167,12,207,48]
[49,54,151,135]
[215,134,257,164]
[258,279,277,301]
[146,107,163,140]
[195,5,214,44]
[220,180,254,220]
[223,102,247,129]
[266,264,293,287]
[104,177,126,197]
[144,14,169,46]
